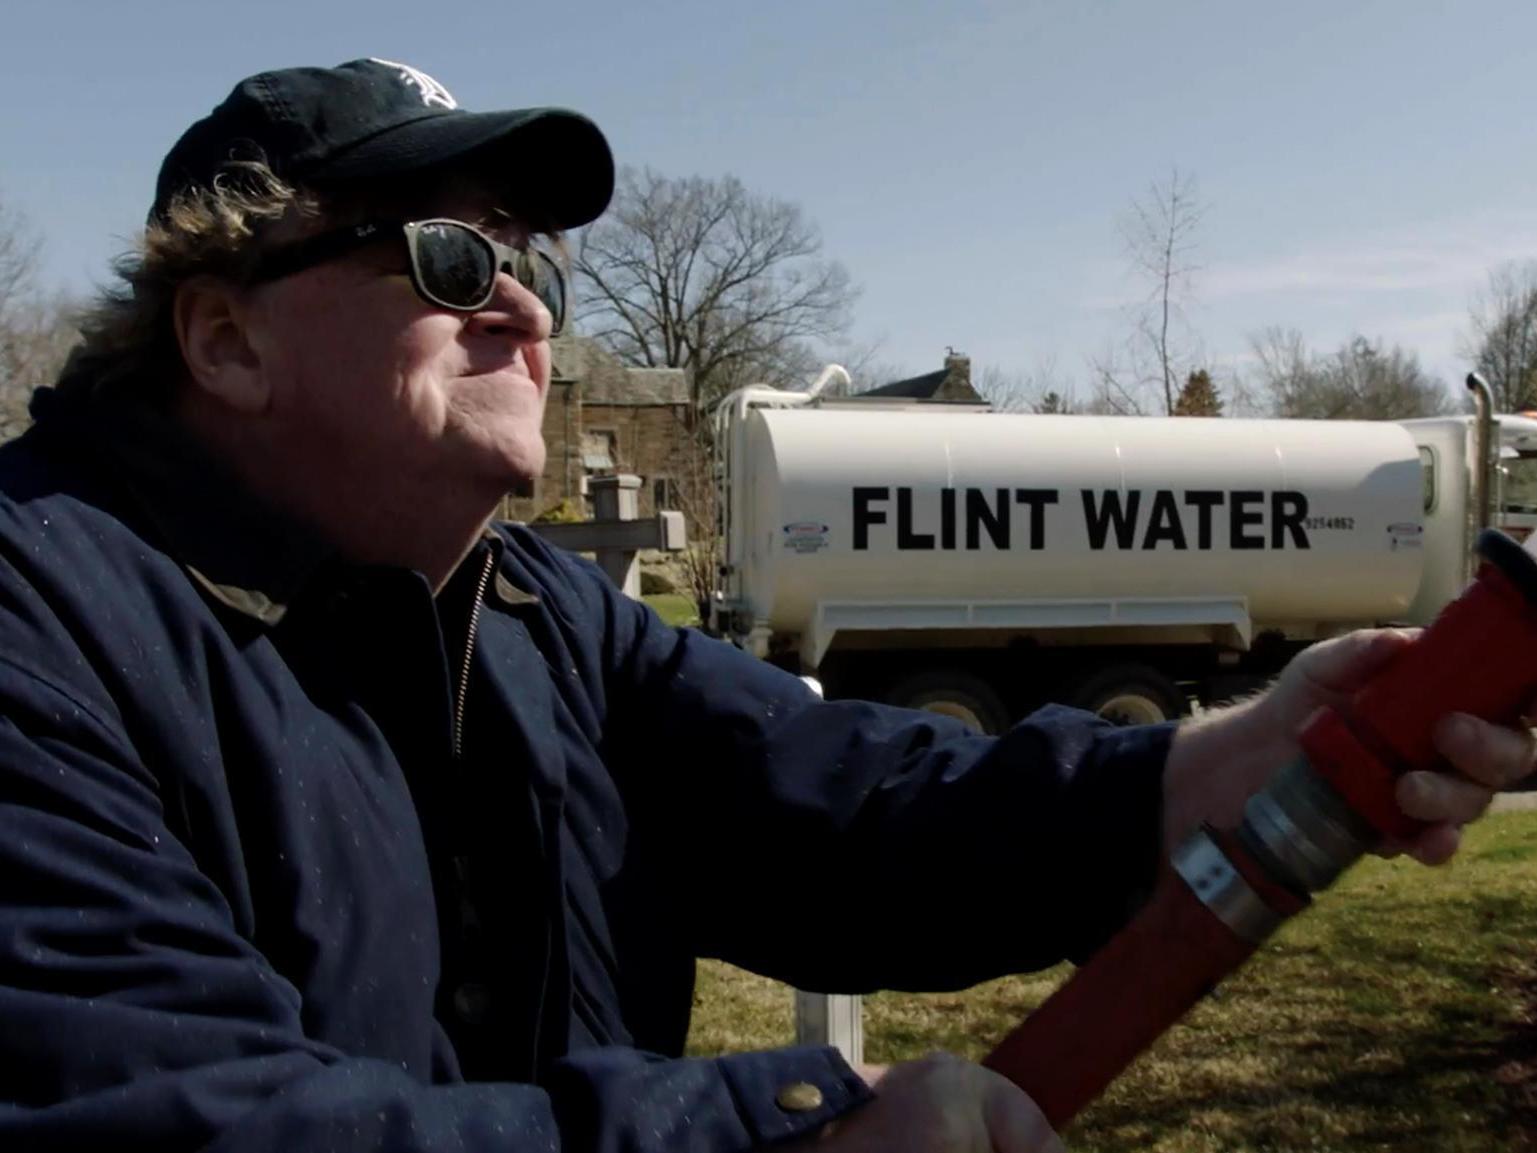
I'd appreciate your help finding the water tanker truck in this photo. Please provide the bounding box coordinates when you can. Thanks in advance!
[707,369,1537,733]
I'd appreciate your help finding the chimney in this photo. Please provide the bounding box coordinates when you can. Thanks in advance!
[942,348,975,402]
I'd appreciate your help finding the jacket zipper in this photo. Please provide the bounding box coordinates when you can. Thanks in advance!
[452,548,496,760]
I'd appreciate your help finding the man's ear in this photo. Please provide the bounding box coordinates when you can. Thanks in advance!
[172,276,272,414]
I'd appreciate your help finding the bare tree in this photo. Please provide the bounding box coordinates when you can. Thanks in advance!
[665,439,722,623]
[0,197,43,440]
[0,295,77,441]
[1096,167,1207,415]
[1464,261,1537,412]
[0,196,78,441]
[0,202,40,310]
[821,337,911,397]
[1248,327,1310,406]
[1248,328,1449,419]
[975,365,1029,412]
[1085,343,1148,415]
[976,358,1081,413]
[573,167,858,412]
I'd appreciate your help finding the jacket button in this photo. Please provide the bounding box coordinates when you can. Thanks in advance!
[452,982,493,1024]
[775,1082,825,1112]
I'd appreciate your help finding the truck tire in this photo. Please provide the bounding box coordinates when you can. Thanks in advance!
[1067,664,1187,726]
[885,669,1011,735]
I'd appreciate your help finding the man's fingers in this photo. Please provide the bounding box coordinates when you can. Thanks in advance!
[1395,770,1494,826]
[1431,713,1537,791]
[1394,821,1463,867]
[1294,628,1418,701]
[1379,711,1536,867]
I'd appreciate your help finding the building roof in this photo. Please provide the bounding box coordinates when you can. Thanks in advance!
[550,335,691,407]
[859,368,951,399]
[583,367,689,406]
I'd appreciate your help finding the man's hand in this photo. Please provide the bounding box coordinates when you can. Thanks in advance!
[1163,628,1537,863]
[781,1053,1063,1153]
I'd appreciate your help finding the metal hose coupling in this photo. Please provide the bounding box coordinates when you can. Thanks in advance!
[1171,755,1380,947]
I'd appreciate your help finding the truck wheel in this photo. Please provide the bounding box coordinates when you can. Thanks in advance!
[1067,665,1187,726]
[885,670,1011,735]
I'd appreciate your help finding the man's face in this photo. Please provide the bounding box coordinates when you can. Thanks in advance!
[240,179,555,501]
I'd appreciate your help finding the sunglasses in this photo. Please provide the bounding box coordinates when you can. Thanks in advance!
[248,218,567,334]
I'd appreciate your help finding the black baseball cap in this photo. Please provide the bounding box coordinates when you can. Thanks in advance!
[151,58,614,230]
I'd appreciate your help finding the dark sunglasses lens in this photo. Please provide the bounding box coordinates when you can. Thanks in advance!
[414,223,494,308]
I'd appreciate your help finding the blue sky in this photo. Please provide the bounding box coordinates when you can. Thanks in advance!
[5,0,1537,406]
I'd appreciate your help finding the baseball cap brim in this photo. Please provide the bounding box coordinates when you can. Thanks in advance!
[306,107,614,231]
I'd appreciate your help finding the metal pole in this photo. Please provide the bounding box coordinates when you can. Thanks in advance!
[790,674,864,1065]
[1467,372,1495,531]
[794,989,864,1066]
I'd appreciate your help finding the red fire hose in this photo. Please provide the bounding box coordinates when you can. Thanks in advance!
[982,527,1537,1129]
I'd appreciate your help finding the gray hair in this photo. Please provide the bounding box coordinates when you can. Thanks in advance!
[65,160,319,397]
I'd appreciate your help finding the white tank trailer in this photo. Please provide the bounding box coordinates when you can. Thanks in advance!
[709,371,1537,733]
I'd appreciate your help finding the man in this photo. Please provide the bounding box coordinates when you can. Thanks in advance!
[0,58,1527,1153]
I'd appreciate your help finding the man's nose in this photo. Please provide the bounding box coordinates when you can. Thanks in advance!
[466,270,552,342]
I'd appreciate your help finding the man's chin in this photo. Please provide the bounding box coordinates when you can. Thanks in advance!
[447,426,547,506]
[490,439,547,499]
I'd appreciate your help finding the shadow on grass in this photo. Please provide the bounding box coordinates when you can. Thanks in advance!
[1075,987,1537,1152]
[1494,966,1537,1144]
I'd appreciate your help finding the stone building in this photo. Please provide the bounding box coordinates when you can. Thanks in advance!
[500,335,696,524]
[498,341,979,526]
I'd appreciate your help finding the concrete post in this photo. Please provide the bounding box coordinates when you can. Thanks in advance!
[587,475,644,596]
[590,473,641,522]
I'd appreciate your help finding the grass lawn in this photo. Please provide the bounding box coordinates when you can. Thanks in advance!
[687,809,1537,1151]
[642,592,700,628]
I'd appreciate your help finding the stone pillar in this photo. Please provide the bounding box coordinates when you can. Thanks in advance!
[588,474,643,596]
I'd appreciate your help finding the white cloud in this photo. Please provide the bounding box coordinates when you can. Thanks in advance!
[1202,213,1537,301]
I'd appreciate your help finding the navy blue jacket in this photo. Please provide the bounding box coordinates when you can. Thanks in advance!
[0,380,1174,1151]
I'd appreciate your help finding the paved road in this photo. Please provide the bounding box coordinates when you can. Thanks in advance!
[1491,791,1537,813]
